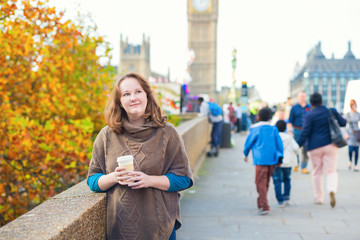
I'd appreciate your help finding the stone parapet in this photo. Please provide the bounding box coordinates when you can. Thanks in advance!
[0,117,210,239]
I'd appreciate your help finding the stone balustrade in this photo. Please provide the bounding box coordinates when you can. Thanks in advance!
[0,116,210,240]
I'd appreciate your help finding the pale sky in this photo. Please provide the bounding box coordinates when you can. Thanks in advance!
[51,0,360,104]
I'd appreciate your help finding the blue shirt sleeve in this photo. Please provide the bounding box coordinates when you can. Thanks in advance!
[331,108,347,127]
[288,106,295,125]
[87,173,106,192]
[297,113,312,147]
[243,129,257,157]
[165,173,192,192]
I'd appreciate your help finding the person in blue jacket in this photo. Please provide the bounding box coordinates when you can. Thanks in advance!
[243,107,284,215]
[297,92,347,208]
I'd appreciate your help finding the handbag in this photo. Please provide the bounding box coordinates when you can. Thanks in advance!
[328,109,347,148]
[348,113,360,142]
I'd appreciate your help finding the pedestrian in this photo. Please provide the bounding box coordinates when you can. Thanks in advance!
[228,102,237,131]
[198,97,223,157]
[284,97,292,121]
[270,108,285,126]
[297,92,346,208]
[87,73,193,239]
[345,99,360,171]
[243,107,284,215]
[235,103,242,133]
[273,120,299,207]
[287,91,311,174]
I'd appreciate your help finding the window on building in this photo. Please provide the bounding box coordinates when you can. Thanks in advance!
[330,72,337,107]
[313,72,319,93]
[349,71,354,80]
[124,44,131,54]
[133,45,141,54]
[340,72,346,110]
[322,73,328,106]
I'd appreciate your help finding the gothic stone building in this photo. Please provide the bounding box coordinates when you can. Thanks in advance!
[118,34,168,81]
[290,41,360,111]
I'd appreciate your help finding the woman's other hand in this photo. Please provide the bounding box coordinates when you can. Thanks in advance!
[345,134,350,140]
[127,172,170,191]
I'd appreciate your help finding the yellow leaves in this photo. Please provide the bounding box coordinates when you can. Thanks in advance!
[65,161,77,169]
[44,120,54,130]
[1,0,115,226]
[39,143,52,152]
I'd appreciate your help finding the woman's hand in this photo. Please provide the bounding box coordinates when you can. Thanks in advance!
[113,167,131,185]
[345,134,350,140]
[98,167,131,191]
[127,171,153,189]
[127,172,170,191]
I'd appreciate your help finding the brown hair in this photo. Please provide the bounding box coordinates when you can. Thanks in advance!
[104,73,166,134]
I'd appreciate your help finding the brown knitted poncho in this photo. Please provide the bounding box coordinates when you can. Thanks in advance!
[87,120,193,240]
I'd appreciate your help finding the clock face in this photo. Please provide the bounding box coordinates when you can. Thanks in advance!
[193,0,210,12]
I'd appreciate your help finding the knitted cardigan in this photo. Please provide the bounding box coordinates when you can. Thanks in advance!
[87,120,193,240]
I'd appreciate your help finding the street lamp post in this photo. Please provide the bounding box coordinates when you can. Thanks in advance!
[228,48,237,103]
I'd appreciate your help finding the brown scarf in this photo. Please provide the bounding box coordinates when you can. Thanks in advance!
[87,120,193,240]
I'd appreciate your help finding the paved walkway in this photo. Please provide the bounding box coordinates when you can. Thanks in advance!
[177,132,360,240]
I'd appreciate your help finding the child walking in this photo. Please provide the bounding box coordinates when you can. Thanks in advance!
[243,107,284,215]
[273,120,299,207]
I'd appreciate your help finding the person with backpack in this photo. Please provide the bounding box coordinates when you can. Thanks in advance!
[198,97,223,157]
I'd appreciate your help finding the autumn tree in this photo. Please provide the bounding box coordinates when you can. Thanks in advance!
[0,0,115,225]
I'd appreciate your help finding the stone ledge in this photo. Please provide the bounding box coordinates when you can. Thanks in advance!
[0,117,210,239]
[0,181,106,240]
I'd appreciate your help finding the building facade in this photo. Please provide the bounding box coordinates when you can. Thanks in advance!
[118,34,169,82]
[187,0,218,100]
[290,41,360,111]
[118,34,151,78]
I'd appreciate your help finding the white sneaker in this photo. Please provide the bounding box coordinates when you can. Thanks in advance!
[278,202,286,208]
[257,209,270,215]
[354,165,359,172]
[348,162,352,170]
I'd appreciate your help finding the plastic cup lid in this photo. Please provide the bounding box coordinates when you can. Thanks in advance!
[117,155,134,163]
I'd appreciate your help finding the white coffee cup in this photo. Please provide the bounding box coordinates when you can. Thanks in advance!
[116,155,134,183]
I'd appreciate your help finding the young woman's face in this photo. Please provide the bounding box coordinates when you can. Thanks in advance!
[119,77,148,119]
[351,102,357,111]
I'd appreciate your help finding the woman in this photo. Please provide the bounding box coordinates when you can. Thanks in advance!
[297,93,346,208]
[345,99,360,171]
[87,73,193,239]
[228,102,237,131]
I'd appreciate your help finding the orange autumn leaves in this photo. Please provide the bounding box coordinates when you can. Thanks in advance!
[0,0,115,225]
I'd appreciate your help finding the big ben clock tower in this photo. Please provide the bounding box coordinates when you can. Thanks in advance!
[187,0,218,100]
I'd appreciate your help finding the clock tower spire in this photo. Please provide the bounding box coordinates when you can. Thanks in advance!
[187,0,218,100]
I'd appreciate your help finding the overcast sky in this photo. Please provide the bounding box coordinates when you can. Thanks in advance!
[52,0,360,104]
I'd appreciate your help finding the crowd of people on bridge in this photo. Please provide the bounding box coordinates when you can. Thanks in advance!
[242,91,360,215]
